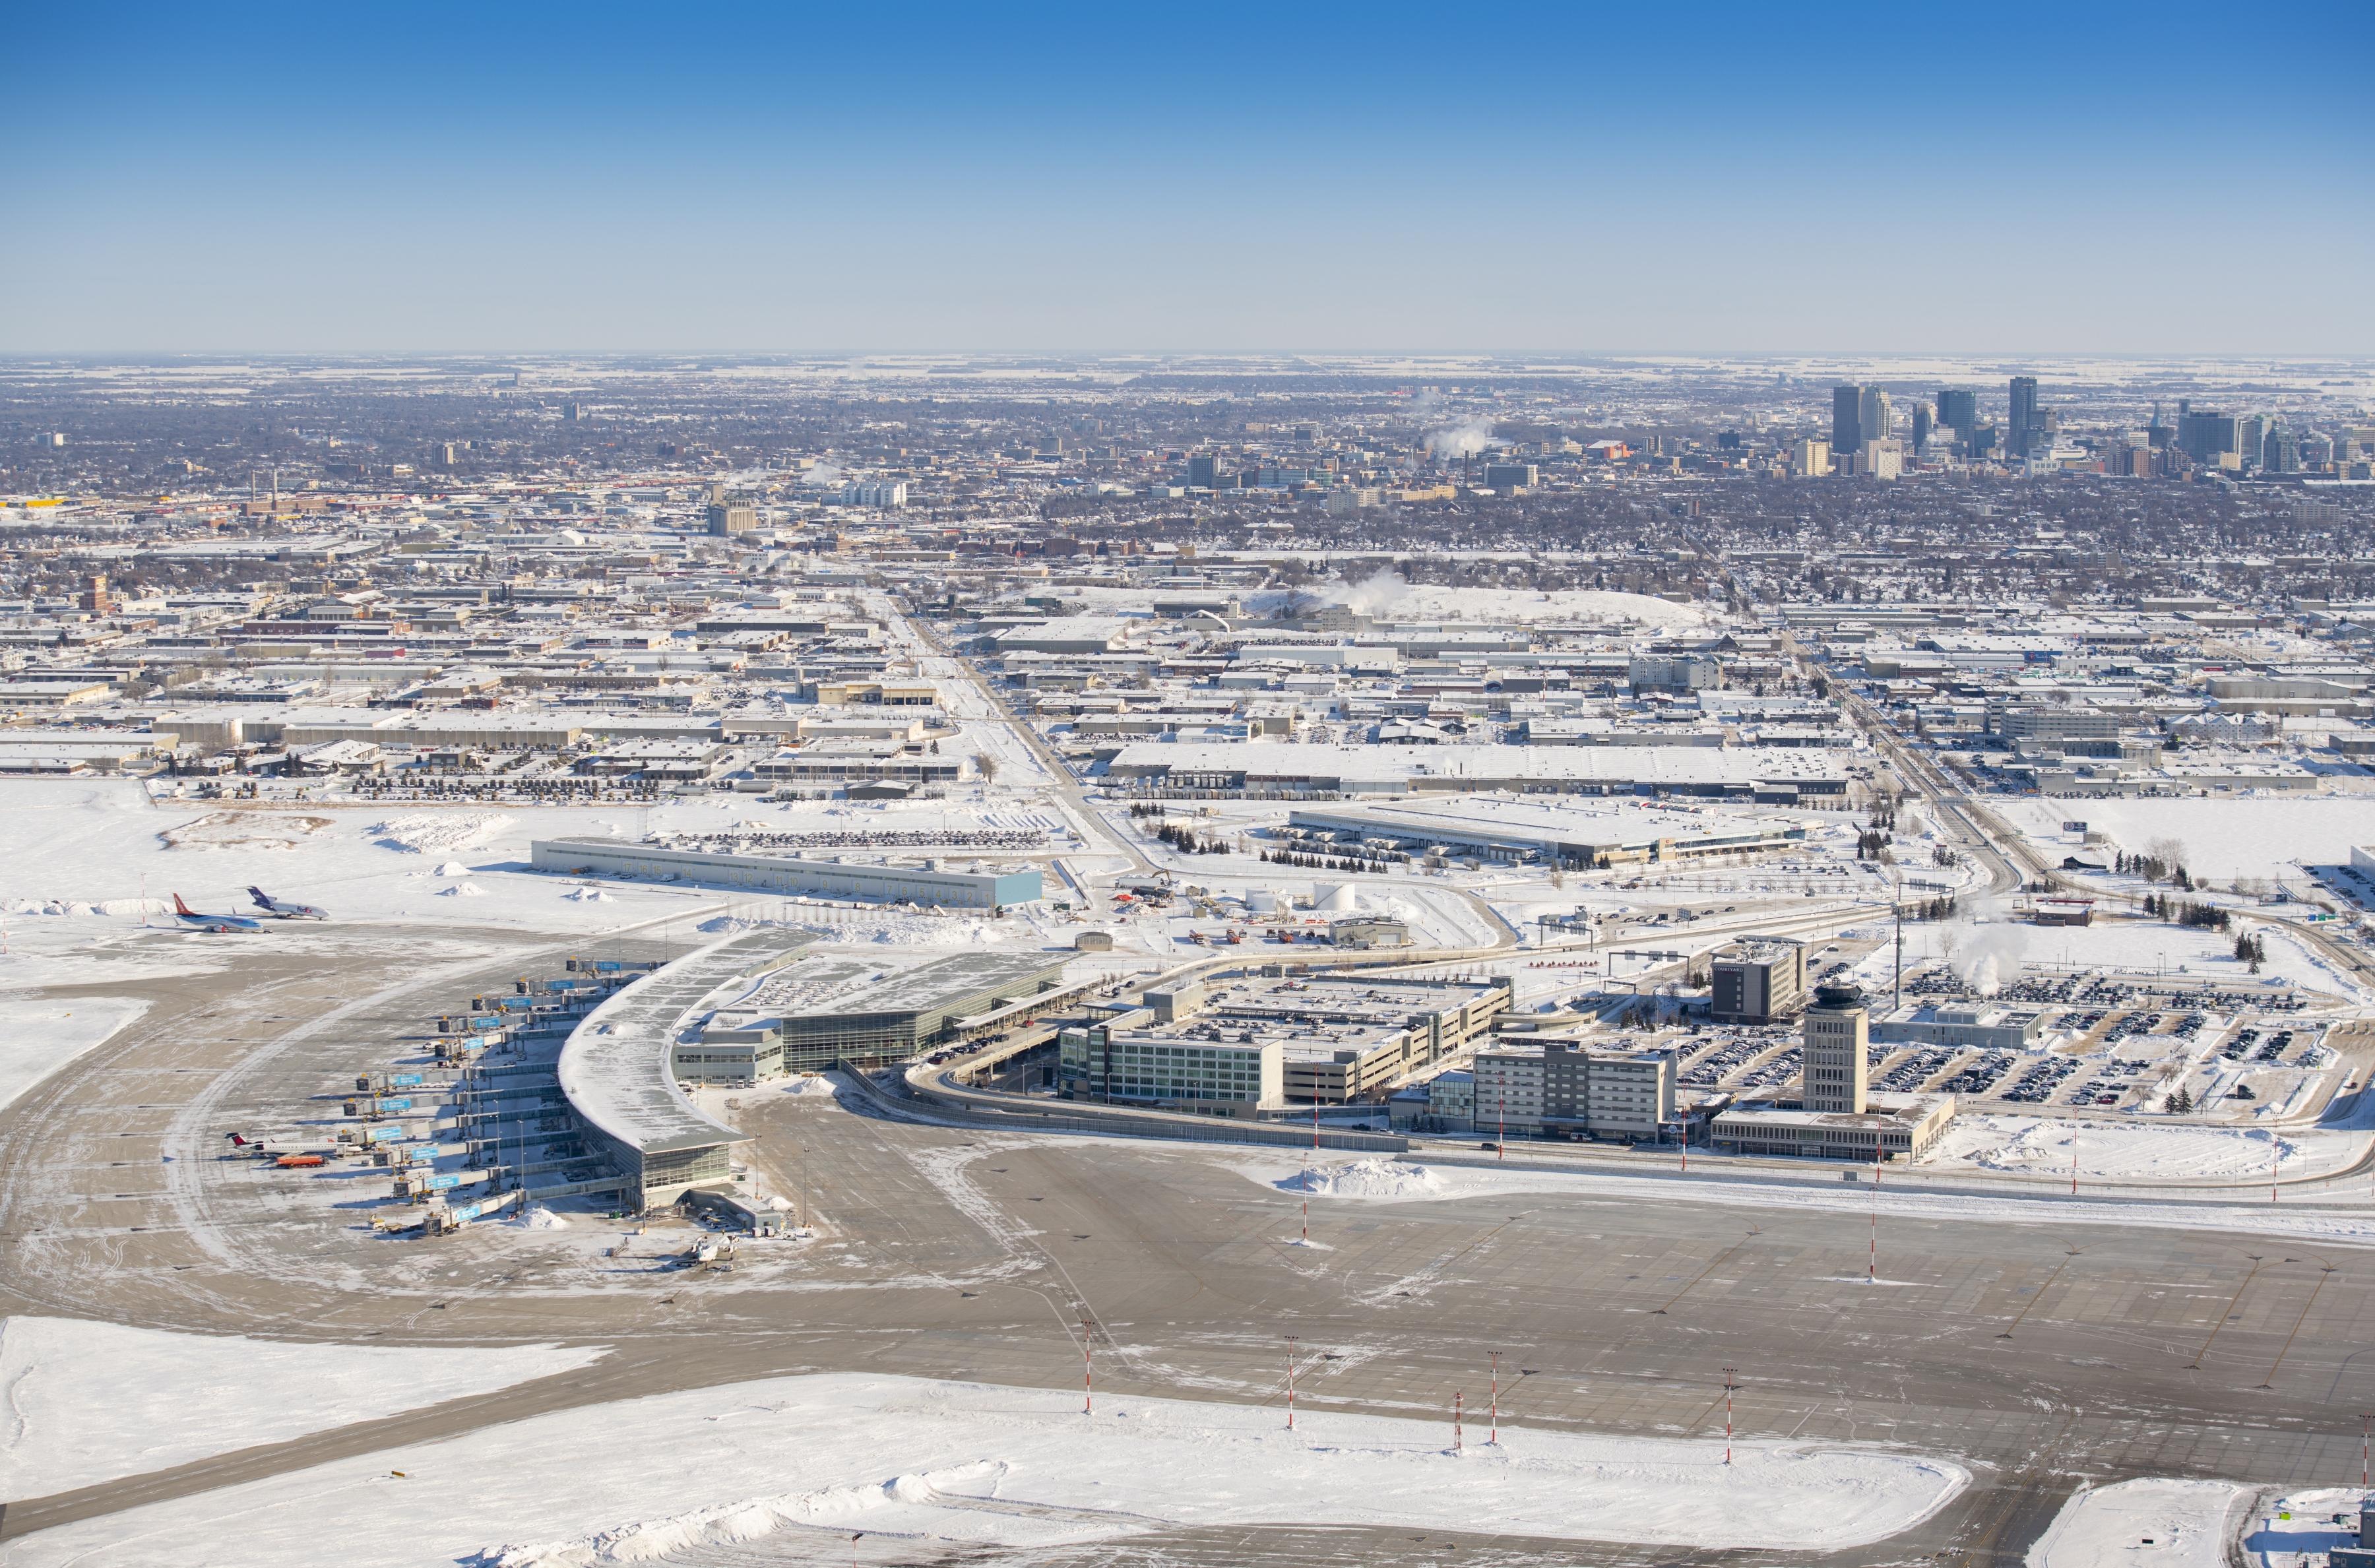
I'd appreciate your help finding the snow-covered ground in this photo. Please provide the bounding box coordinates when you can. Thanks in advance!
[0,1317,606,1499]
[1230,1155,2375,1243]
[2025,1477,2246,1567]
[0,780,1088,947]
[3,1373,1967,1567]
[1985,910,2364,1001]
[0,993,147,1112]
[1998,795,2375,885]
[1929,1115,2329,1181]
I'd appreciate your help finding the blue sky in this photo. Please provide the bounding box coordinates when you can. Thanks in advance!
[4,2,2368,353]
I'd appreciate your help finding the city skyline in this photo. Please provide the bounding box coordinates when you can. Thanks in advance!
[5,1,2370,355]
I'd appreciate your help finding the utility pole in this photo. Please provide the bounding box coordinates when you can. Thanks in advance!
[1489,1350,1502,1446]
[1893,870,1905,1011]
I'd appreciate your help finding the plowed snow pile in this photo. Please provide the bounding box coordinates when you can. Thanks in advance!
[371,813,513,854]
[1282,1159,1449,1199]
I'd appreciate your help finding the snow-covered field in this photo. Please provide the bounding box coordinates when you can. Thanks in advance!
[1998,795,2375,884]
[0,780,1085,948]
[1930,1115,2325,1181]
[0,993,147,1112]
[0,1317,607,1499]
[3,1372,1968,1567]
[2025,1477,2246,1567]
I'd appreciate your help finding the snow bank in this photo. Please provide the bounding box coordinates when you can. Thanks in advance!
[0,1317,606,1499]
[1222,1155,2375,1244]
[784,1073,842,1098]
[372,813,514,855]
[0,1373,1968,1568]
[2025,1477,2246,1567]
[1283,1159,1449,1201]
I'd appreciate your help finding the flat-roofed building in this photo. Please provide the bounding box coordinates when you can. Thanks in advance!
[1709,1092,1957,1162]
[1872,1003,2045,1051]
[1286,798,1808,872]
[1711,939,1807,1024]
[531,839,1040,908]
[1061,973,1508,1113]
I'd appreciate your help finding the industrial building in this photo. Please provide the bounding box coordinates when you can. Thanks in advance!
[1106,743,1852,801]
[1872,1003,2046,1051]
[1710,939,1807,1023]
[1282,798,1809,871]
[531,838,1042,907]
[1060,972,1508,1113]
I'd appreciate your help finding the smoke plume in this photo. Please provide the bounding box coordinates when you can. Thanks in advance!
[1423,419,1498,459]
[1946,915,2028,998]
[800,462,846,487]
[1330,569,1411,617]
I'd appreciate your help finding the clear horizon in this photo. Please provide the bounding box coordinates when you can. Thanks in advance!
[7,1,2369,355]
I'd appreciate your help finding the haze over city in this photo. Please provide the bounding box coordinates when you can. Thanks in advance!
[3,6,2375,1568]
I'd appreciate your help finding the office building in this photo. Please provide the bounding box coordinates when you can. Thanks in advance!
[1711,940,1806,1023]
[78,574,114,616]
[1911,400,1934,454]
[1832,386,1864,455]
[1861,439,1904,480]
[1792,438,1831,477]
[2178,410,2242,464]
[1936,387,1979,435]
[2264,427,2302,474]
[1186,453,1219,489]
[1859,387,1893,449]
[706,501,757,534]
[1061,972,1506,1112]
[1628,651,1721,694]
[1802,984,1869,1113]
[2238,413,2275,469]
[2008,376,2041,457]
[1482,462,1537,491]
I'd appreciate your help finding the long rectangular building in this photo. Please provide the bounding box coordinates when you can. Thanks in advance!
[1285,798,1809,869]
[531,838,1042,907]
[1106,741,1851,800]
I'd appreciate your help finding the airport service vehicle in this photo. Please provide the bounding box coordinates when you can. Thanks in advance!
[172,893,265,933]
[248,885,330,920]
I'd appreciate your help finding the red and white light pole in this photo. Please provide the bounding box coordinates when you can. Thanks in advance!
[1723,1365,1737,1466]
[1453,1390,1463,1452]
[1869,1119,1882,1283]
[1081,1313,1096,1415]
[1490,1351,1502,1446]
[1285,1335,1298,1430]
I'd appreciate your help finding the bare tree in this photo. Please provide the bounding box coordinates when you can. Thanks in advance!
[971,751,999,784]
[2146,836,2188,873]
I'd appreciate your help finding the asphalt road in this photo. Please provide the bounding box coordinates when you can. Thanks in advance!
[5,922,2374,1566]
